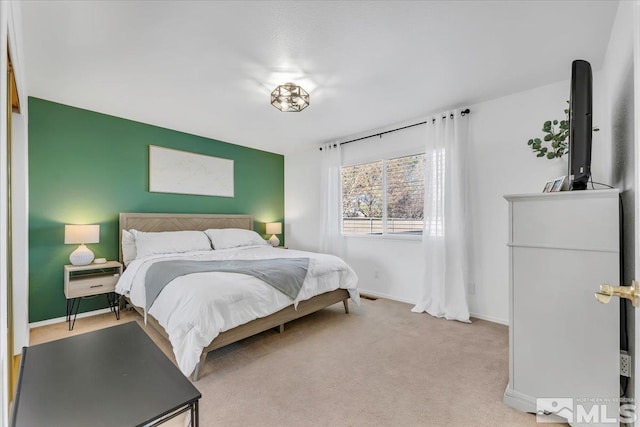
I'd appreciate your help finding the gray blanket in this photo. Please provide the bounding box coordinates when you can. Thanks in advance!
[145,258,310,312]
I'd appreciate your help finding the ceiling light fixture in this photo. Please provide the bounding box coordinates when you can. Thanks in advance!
[271,82,309,112]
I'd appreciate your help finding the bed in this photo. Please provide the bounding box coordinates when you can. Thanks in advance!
[115,213,359,381]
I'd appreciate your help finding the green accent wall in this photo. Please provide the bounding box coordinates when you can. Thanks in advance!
[28,97,284,322]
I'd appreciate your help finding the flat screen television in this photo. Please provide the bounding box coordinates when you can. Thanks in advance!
[568,59,593,191]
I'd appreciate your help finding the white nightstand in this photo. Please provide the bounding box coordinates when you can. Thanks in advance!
[64,261,123,330]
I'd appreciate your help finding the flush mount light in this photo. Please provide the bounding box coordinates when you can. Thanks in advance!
[270,82,310,112]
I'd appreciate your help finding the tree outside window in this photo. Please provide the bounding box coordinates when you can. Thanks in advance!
[342,154,425,236]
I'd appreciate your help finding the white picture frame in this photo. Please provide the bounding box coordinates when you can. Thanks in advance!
[550,175,567,192]
[149,145,234,197]
[543,181,554,193]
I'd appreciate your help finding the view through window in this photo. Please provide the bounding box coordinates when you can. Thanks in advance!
[342,154,425,236]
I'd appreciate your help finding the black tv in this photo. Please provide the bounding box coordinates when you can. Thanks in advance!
[568,59,593,191]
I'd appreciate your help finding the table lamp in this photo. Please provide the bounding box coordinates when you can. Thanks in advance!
[65,224,99,265]
[266,222,282,247]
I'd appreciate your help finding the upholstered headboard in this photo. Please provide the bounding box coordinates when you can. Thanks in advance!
[118,213,254,263]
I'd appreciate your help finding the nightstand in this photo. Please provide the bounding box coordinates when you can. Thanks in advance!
[64,261,123,330]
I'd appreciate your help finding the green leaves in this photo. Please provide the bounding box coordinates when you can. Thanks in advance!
[526,101,597,160]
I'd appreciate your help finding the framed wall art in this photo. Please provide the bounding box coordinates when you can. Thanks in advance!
[149,145,234,197]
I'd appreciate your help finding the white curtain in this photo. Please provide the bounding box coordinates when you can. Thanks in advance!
[412,109,472,323]
[319,143,344,257]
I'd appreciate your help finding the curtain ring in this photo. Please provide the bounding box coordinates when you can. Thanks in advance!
[450,113,454,119]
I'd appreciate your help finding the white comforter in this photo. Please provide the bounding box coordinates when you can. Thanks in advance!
[115,245,359,376]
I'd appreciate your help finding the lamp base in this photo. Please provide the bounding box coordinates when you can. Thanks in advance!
[70,244,95,266]
[268,234,280,247]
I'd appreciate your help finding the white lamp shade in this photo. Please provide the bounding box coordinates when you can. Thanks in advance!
[266,222,282,235]
[64,224,100,244]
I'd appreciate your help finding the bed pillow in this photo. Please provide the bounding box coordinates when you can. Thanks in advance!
[205,228,269,250]
[122,229,137,266]
[133,230,213,259]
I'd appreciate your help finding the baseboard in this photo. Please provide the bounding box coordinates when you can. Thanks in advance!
[358,289,509,326]
[11,354,20,397]
[469,311,509,326]
[29,307,113,329]
[357,288,416,305]
[503,386,536,414]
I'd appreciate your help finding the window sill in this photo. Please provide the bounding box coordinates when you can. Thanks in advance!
[342,233,422,242]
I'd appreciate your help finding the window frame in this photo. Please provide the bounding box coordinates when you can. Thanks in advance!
[341,151,425,240]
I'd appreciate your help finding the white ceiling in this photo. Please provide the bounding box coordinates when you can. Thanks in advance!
[21,1,618,155]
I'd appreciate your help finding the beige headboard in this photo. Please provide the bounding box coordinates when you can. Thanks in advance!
[119,213,254,263]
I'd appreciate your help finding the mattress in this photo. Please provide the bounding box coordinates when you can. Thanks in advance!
[116,245,359,376]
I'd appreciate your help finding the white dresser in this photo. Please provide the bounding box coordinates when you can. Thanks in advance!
[503,190,620,424]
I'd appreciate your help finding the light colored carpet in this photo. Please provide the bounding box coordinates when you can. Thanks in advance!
[31,298,561,426]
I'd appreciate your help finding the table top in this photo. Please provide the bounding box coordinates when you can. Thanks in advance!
[11,321,201,427]
[64,261,122,272]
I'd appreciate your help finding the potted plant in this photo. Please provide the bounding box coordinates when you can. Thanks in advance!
[527,102,599,159]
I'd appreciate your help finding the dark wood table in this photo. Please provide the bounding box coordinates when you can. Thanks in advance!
[11,321,201,427]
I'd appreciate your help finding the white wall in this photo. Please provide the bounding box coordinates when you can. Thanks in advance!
[603,0,636,282]
[285,148,323,252]
[600,0,637,403]
[286,122,429,306]
[468,75,608,323]
[8,0,29,356]
[12,110,28,354]
[341,124,429,305]
[0,0,9,420]
[286,72,610,324]
[0,0,29,422]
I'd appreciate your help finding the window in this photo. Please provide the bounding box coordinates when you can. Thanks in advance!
[342,154,425,236]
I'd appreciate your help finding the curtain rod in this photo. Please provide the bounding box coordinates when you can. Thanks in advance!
[319,108,470,150]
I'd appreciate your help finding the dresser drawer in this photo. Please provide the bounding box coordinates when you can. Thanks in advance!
[65,273,120,298]
[510,193,619,251]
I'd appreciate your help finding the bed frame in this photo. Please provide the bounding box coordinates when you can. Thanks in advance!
[119,212,350,381]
